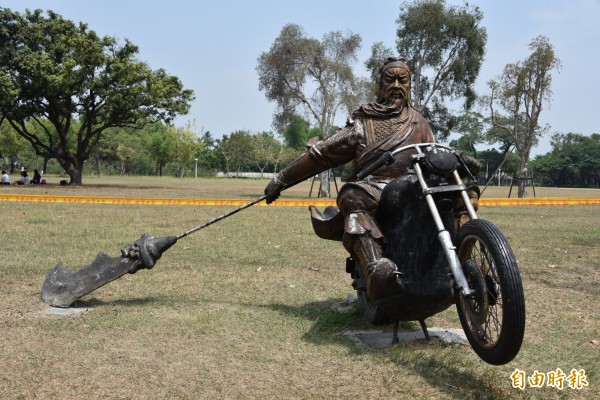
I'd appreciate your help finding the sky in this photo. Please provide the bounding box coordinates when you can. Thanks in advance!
[3,0,600,156]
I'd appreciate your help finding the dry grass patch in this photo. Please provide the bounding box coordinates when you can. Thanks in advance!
[0,178,598,399]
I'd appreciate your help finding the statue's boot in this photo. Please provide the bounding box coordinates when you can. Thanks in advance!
[343,212,402,303]
[454,184,480,229]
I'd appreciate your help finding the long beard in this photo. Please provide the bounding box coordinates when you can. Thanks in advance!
[378,86,409,110]
[352,85,411,119]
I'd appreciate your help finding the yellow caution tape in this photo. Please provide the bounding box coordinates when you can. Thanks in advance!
[479,197,600,206]
[0,193,599,206]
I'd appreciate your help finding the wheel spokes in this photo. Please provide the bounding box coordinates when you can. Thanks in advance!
[462,238,504,348]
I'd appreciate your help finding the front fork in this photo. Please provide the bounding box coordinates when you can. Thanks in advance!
[412,156,476,297]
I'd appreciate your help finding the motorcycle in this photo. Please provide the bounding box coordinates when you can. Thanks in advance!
[309,143,525,365]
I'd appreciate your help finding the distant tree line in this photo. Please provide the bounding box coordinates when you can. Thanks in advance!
[4,111,597,188]
[0,116,316,179]
[447,112,600,188]
[530,133,600,188]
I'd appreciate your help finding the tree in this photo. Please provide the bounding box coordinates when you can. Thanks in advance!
[366,0,486,140]
[251,131,281,178]
[220,130,253,175]
[115,143,135,175]
[0,8,194,185]
[197,131,222,174]
[90,126,125,175]
[273,146,301,174]
[281,115,311,150]
[169,122,202,178]
[487,36,560,197]
[476,149,517,184]
[145,123,174,176]
[531,133,600,187]
[0,119,29,172]
[448,111,486,158]
[257,23,363,197]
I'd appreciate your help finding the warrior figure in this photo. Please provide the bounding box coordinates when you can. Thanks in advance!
[264,57,478,303]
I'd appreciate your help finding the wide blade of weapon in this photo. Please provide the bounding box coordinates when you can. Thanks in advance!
[41,194,268,307]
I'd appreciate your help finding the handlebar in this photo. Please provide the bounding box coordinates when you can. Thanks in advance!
[389,142,453,157]
[356,151,395,180]
[356,143,456,180]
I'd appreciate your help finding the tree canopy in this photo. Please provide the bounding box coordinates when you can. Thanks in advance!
[256,24,364,136]
[487,35,560,197]
[0,8,194,184]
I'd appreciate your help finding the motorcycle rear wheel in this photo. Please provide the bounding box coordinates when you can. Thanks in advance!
[455,219,525,365]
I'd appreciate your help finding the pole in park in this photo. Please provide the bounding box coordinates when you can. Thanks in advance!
[195,158,198,179]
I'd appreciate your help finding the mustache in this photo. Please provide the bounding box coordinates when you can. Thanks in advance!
[379,87,408,105]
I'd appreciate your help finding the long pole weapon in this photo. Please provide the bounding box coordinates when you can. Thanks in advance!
[41,194,270,307]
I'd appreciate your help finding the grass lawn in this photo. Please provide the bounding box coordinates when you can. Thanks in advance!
[0,177,598,399]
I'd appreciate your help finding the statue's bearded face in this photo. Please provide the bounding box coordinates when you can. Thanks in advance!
[379,67,410,107]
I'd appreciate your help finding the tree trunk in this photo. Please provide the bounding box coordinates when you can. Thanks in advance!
[518,157,528,198]
[67,166,83,185]
[318,120,333,198]
[9,157,17,174]
[225,159,230,177]
[318,171,330,198]
[58,158,84,185]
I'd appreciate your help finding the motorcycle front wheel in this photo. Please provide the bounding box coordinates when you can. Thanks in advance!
[455,219,525,365]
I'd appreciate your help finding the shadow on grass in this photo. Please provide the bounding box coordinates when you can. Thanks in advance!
[266,298,503,400]
[65,294,502,398]
[72,296,168,308]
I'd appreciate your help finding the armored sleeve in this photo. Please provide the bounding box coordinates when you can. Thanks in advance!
[277,120,366,186]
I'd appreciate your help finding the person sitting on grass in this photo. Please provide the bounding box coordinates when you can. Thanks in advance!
[17,170,30,185]
[31,169,41,184]
[1,170,10,185]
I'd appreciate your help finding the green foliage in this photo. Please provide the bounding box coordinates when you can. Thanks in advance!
[0,8,194,184]
[0,119,29,172]
[477,149,519,182]
[251,131,281,176]
[530,133,600,187]
[396,0,486,108]
[282,115,311,150]
[220,130,254,174]
[448,112,486,157]
[146,123,175,176]
[197,131,223,174]
[168,124,200,178]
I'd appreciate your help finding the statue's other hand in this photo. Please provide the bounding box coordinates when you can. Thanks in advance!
[466,156,481,175]
[461,155,481,177]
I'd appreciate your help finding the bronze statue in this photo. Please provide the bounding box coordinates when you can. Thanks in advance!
[265,57,479,304]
